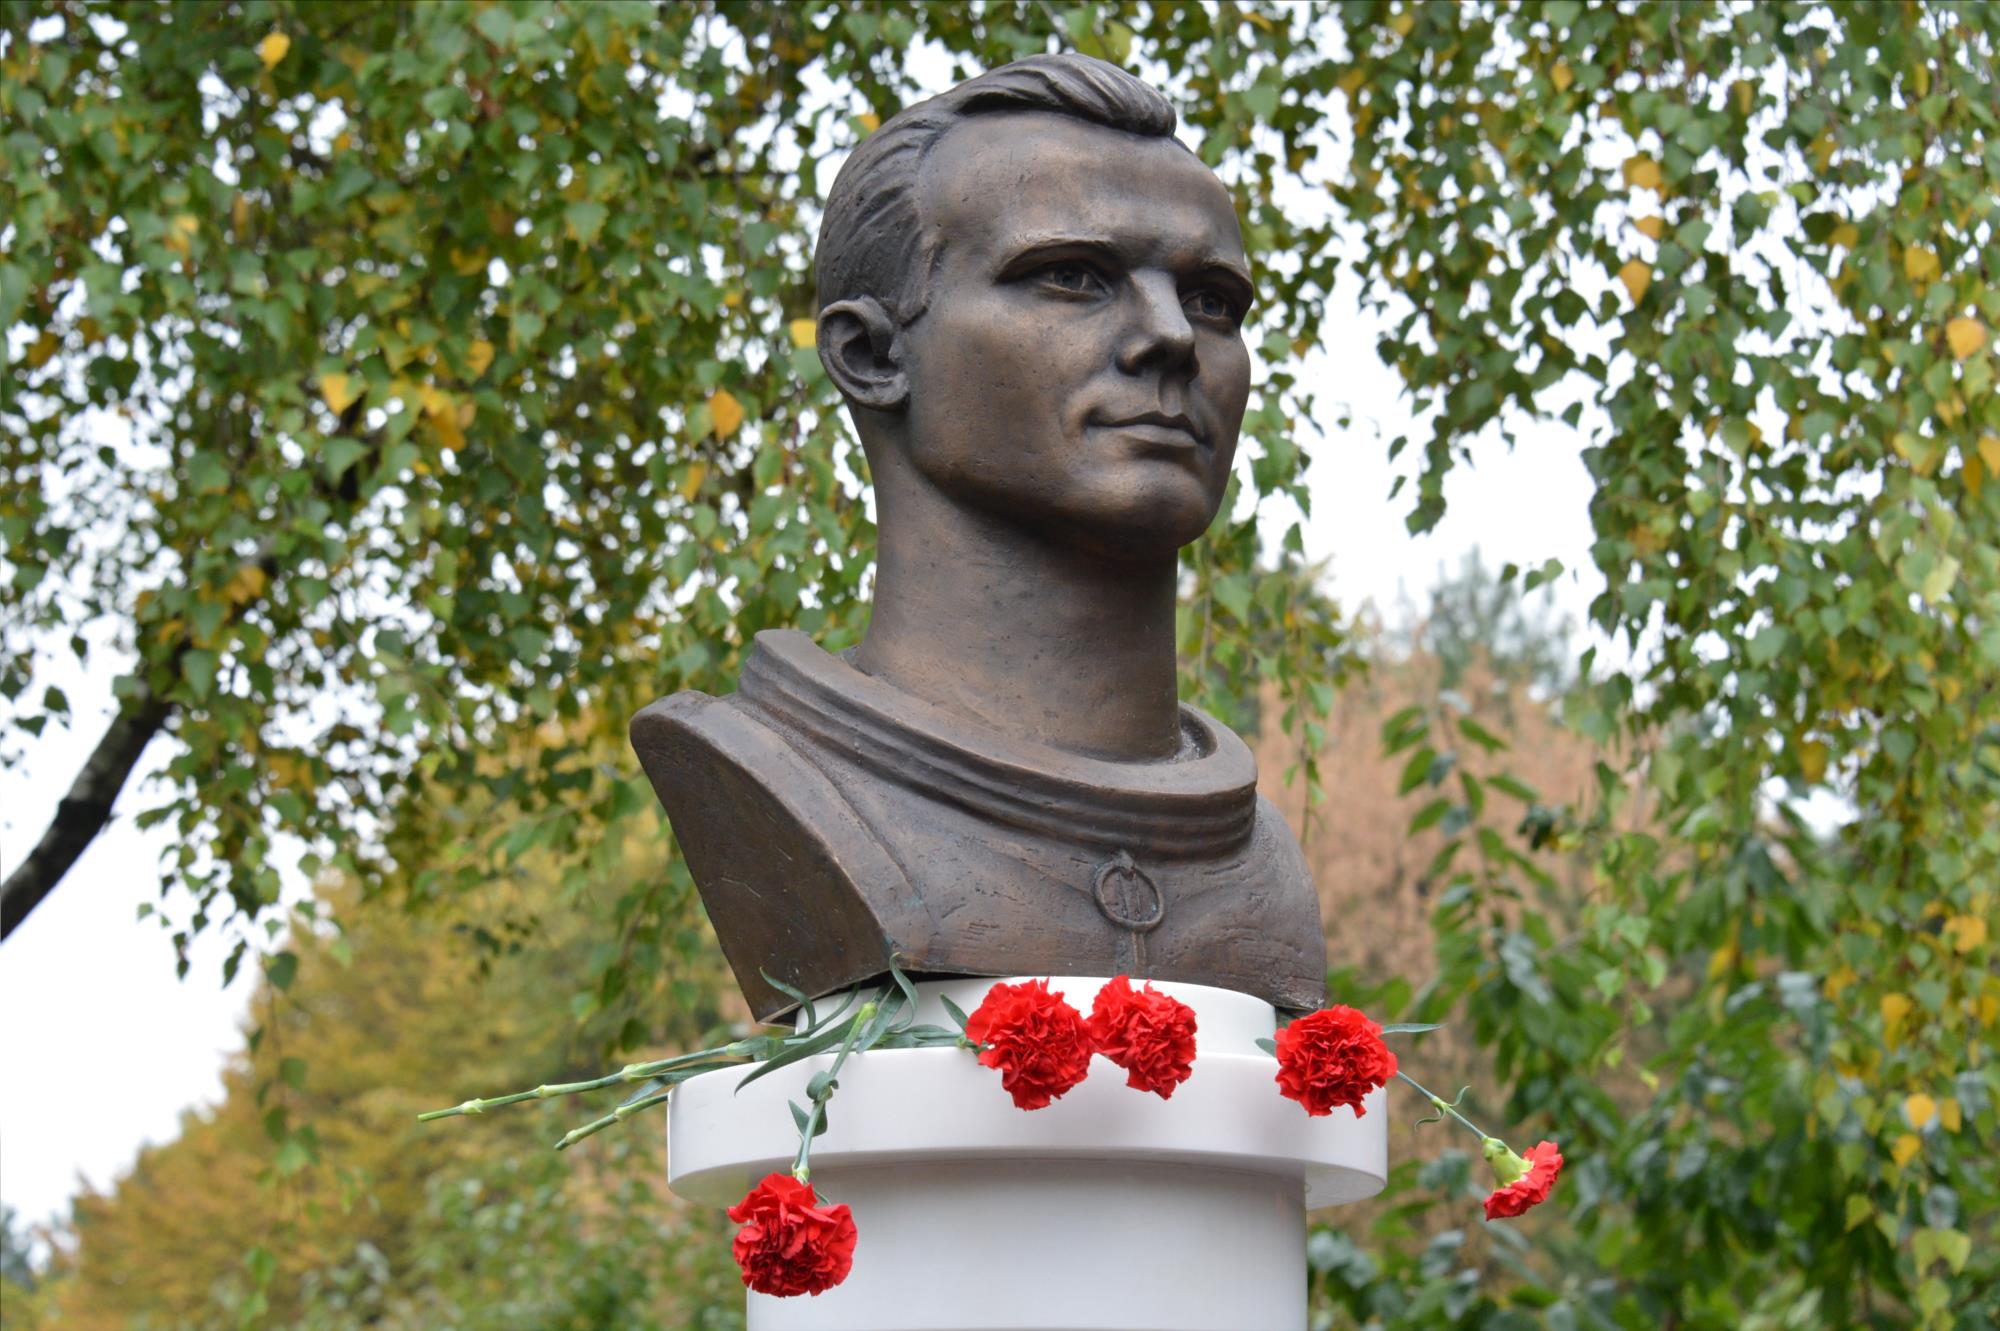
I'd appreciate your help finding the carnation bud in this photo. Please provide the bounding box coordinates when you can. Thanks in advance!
[1481,1136,1531,1186]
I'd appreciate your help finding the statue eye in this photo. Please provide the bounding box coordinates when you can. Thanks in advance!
[1039,264,1105,296]
[1183,287,1238,324]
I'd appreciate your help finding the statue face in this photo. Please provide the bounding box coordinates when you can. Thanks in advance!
[897,111,1254,556]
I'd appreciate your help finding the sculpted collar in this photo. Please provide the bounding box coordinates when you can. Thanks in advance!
[737,630,1259,859]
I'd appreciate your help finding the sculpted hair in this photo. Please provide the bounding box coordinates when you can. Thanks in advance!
[814,54,1179,323]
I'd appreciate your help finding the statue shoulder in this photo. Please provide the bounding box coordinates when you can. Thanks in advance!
[1249,792,1328,1012]
[629,690,929,1020]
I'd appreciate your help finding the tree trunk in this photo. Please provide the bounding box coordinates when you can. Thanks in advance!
[1,686,172,940]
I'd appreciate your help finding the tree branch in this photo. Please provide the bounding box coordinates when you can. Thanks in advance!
[1,683,173,941]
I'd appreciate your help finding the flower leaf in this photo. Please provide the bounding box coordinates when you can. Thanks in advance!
[759,969,814,1010]
[735,1020,857,1092]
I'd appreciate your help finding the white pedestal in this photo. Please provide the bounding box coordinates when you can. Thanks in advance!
[667,977,1386,1331]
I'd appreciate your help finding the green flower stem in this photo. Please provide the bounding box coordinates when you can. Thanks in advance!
[419,967,953,1159]
[417,1040,760,1122]
[621,1041,762,1080]
[1395,1070,1495,1142]
[554,1086,675,1151]
[792,1001,875,1183]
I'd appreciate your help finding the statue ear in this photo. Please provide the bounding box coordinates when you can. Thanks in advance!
[816,297,909,412]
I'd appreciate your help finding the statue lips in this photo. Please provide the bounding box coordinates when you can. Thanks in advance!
[1090,409,1208,458]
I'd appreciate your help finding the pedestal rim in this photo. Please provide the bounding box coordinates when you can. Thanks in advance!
[670,977,1386,1212]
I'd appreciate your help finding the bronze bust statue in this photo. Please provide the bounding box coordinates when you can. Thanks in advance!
[631,54,1326,1021]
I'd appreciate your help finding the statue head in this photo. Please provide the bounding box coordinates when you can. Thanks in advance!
[814,55,1253,560]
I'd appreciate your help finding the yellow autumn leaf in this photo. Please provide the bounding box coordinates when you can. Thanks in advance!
[1619,259,1652,305]
[268,752,312,792]
[678,460,708,502]
[1904,245,1941,282]
[788,318,817,349]
[1798,739,1828,785]
[1634,215,1666,241]
[25,331,58,368]
[1904,1093,1936,1129]
[166,213,199,254]
[433,408,465,452]
[1981,435,2000,474]
[708,389,744,439]
[1551,62,1573,92]
[1946,317,1987,360]
[318,372,361,415]
[232,193,250,234]
[1389,12,1415,36]
[258,31,291,70]
[449,248,489,277]
[858,112,880,132]
[1881,991,1912,1047]
[1939,1097,1962,1133]
[1622,154,1663,192]
[417,384,452,419]
[1966,455,1986,500]
[1890,1133,1921,1168]
[466,339,495,378]
[1947,913,1988,954]
[224,562,268,606]
[1830,222,1859,249]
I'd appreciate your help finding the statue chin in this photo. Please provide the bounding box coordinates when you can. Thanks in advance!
[902,458,1228,564]
[631,630,1327,1022]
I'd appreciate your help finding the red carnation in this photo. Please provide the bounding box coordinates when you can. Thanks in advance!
[1086,975,1198,1099]
[963,978,1094,1110]
[1483,1140,1563,1221]
[726,1171,858,1297]
[1273,1005,1397,1117]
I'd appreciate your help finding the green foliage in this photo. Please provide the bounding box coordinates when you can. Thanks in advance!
[0,1205,55,1331]
[275,1146,744,1331]
[1401,548,1576,699]
[44,865,741,1330]
[0,0,1338,1005]
[5,2,1997,1329]
[1316,4,1998,1328]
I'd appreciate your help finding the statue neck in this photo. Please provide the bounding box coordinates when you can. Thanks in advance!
[853,497,1183,764]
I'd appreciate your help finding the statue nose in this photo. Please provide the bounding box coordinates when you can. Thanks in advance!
[1116,273,1198,378]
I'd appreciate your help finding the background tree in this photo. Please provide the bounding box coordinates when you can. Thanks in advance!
[1393,547,1576,698]
[41,853,744,1330]
[0,1205,56,1330]
[1325,5,1998,1327]
[3,2,1995,1329]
